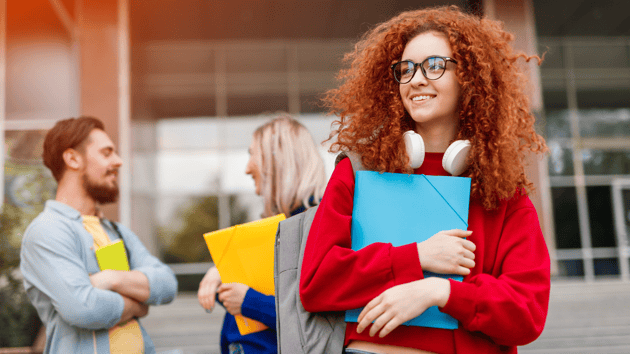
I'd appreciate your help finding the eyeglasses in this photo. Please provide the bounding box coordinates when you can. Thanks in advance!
[390,56,458,84]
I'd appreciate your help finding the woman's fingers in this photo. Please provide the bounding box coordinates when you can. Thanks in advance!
[457,266,471,275]
[357,296,382,333]
[446,229,473,237]
[369,308,396,337]
[460,256,475,269]
[378,316,406,338]
[462,239,476,252]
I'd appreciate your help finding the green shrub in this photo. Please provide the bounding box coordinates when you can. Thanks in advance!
[0,203,42,347]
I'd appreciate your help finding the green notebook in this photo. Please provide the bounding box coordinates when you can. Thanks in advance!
[95,239,130,271]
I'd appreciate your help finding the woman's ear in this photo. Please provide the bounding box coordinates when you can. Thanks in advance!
[62,148,83,171]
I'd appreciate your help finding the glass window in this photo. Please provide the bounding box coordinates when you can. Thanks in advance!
[577,87,630,109]
[623,189,630,247]
[157,194,250,263]
[3,130,57,275]
[145,45,215,74]
[296,42,350,72]
[226,46,287,73]
[545,109,571,139]
[147,115,338,265]
[572,44,629,68]
[547,140,574,176]
[4,130,56,216]
[577,109,630,138]
[587,186,616,248]
[301,93,326,113]
[593,258,619,276]
[582,150,630,175]
[552,187,581,249]
[227,94,289,116]
[539,43,564,69]
[556,260,584,277]
[151,96,217,119]
[543,89,568,111]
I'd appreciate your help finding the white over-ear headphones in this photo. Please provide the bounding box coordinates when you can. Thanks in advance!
[403,130,471,176]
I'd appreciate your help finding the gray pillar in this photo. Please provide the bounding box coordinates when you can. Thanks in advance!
[484,0,558,276]
[1,0,6,208]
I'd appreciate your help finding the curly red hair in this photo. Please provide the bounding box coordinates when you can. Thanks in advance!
[324,5,547,209]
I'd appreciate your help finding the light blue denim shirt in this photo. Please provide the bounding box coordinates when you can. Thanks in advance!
[20,200,178,354]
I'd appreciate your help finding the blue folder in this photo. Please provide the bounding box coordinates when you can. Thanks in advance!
[345,171,471,330]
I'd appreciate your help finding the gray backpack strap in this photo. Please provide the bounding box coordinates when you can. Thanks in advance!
[275,205,346,354]
[275,208,310,353]
[335,151,364,175]
[275,152,362,354]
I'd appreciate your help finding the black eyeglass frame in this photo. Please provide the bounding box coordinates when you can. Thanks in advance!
[390,56,458,84]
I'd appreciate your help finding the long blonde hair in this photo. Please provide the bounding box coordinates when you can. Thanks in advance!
[252,114,326,217]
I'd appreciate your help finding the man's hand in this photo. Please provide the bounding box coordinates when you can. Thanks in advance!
[119,296,149,325]
[417,229,475,275]
[90,269,116,291]
[198,266,222,311]
[217,283,249,316]
[90,270,150,303]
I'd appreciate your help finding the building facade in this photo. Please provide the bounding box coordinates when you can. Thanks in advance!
[2,0,629,280]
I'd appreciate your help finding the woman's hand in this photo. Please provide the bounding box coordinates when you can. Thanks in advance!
[198,266,222,311]
[217,283,250,316]
[417,229,475,275]
[356,277,450,338]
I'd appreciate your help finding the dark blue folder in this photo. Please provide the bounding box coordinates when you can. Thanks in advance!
[345,171,471,330]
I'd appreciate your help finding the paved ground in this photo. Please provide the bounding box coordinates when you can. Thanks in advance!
[141,280,630,354]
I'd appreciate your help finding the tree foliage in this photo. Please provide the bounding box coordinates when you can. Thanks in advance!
[0,203,42,347]
[159,195,249,264]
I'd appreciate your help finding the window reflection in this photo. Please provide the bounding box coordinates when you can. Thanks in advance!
[578,109,630,138]
[572,45,628,68]
[3,130,57,252]
[552,187,581,249]
[141,115,337,263]
[548,140,574,176]
[587,186,616,248]
[545,110,571,139]
[582,149,630,175]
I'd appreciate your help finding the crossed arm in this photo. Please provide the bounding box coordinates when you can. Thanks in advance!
[21,219,177,330]
[90,270,151,324]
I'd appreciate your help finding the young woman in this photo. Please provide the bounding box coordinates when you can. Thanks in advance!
[197,114,326,354]
[299,6,550,354]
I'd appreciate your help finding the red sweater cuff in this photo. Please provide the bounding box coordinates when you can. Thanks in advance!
[390,243,424,285]
[441,278,478,325]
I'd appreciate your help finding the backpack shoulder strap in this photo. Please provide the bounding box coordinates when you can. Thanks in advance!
[275,204,345,354]
[107,219,132,265]
[335,151,365,176]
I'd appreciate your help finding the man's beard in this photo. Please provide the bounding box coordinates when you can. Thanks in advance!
[82,172,119,204]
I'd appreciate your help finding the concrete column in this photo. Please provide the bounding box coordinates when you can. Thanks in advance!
[484,0,558,275]
[1,0,6,209]
[76,0,131,227]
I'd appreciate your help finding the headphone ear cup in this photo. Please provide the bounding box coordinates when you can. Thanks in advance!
[443,140,471,176]
[403,131,425,169]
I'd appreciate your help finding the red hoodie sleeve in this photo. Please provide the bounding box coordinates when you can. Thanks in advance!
[442,194,551,346]
[299,158,424,312]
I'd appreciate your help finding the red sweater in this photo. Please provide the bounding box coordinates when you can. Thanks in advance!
[300,153,550,354]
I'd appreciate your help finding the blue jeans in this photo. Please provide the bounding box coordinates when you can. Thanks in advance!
[228,343,245,354]
[345,349,379,354]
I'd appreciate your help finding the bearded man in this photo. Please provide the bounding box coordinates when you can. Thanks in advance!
[20,116,177,354]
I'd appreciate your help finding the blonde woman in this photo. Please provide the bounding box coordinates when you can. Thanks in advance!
[198,114,326,354]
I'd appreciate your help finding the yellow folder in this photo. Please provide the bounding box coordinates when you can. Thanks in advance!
[203,213,286,335]
[95,239,130,271]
